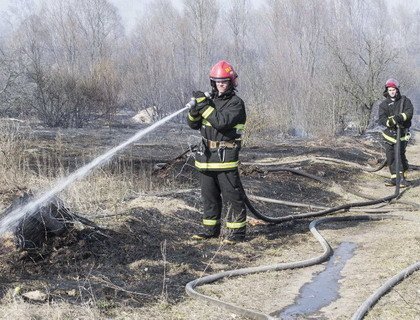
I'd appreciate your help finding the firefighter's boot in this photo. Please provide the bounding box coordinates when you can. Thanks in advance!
[191,233,219,240]
[191,226,220,241]
[385,178,396,187]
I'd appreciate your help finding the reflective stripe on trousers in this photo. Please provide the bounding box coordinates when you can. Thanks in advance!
[199,170,246,236]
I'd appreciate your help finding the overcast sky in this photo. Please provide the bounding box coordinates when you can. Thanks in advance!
[0,0,420,33]
[0,0,182,32]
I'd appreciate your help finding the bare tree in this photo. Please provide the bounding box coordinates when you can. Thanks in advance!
[1,0,418,134]
[183,0,219,87]
[226,0,250,69]
[0,47,23,116]
[322,0,411,133]
[121,0,186,117]
[9,0,123,127]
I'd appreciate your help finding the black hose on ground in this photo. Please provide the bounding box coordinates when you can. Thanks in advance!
[351,260,420,320]
[244,156,386,173]
[347,126,419,320]
[256,166,329,183]
[186,215,405,320]
[363,158,387,172]
[247,194,410,213]
[186,127,418,319]
[242,181,401,223]
[242,127,403,224]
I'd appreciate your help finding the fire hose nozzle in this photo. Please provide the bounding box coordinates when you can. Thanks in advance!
[185,92,211,108]
[185,98,196,109]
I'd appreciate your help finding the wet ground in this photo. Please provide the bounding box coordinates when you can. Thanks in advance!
[278,241,357,319]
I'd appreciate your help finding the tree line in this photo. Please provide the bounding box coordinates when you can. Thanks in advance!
[0,0,419,135]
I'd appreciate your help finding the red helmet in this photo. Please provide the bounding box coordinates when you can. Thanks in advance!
[209,60,238,87]
[385,78,399,89]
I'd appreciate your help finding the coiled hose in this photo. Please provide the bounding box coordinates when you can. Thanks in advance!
[186,215,405,320]
[241,127,405,223]
[186,126,419,319]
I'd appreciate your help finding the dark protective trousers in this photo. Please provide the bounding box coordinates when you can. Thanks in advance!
[199,169,246,237]
[384,141,408,176]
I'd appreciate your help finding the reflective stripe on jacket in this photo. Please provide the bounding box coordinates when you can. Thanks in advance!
[187,90,246,171]
[381,130,411,144]
[378,95,413,144]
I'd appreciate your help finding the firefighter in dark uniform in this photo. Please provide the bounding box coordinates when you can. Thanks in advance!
[378,78,413,187]
[187,60,247,243]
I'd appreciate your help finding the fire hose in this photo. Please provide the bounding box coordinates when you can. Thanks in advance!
[241,124,405,223]
[186,124,419,319]
[351,259,420,320]
[19,97,406,318]
[2,96,414,318]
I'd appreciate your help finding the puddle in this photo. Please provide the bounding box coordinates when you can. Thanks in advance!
[275,241,357,319]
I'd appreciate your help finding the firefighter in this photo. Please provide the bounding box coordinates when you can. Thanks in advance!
[187,60,247,244]
[378,78,414,187]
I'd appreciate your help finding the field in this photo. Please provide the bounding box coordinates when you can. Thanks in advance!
[0,120,419,320]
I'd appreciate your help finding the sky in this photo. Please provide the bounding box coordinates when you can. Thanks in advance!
[108,0,149,31]
[0,0,183,32]
[0,0,420,33]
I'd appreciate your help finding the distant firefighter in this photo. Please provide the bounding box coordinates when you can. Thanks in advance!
[378,78,414,187]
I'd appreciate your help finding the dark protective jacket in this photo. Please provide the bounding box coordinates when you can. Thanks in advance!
[187,90,246,171]
[378,95,413,144]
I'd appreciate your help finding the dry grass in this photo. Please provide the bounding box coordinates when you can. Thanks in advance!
[365,271,420,320]
[0,121,160,219]
[0,120,40,202]
[0,299,102,320]
[320,219,420,319]
[1,122,419,320]
[0,121,156,318]
[0,122,196,319]
[243,103,286,146]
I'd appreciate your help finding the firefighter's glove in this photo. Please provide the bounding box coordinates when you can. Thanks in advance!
[192,90,207,99]
[189,110,200,118]
[192,91,213,114]
[387,116,397,127]
[189,107,200,118]
[394,113,405,125]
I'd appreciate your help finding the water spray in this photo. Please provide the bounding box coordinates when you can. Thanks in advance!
[0,105,191,235]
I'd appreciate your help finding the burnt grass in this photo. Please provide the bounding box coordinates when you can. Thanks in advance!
[0,124,386,315]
